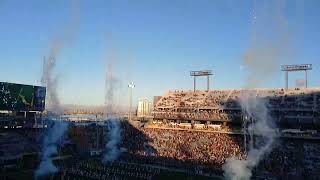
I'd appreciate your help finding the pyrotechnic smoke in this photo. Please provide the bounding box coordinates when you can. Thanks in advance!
[37,1,79,178]
[42,55,61,113]
[102,45,123,164]
[35,121,69,178]
[105,62,116,115]
[102,118,122,164]
[41,0,79,113]
[223,1,295,179]
[223,92,277,180]
[242,0,291,88]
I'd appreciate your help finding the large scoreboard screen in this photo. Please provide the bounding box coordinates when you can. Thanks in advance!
[0,82,46,111]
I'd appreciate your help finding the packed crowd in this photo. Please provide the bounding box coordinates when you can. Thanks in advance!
[30,121,320,179]
[121,123,245,174]
[120,122,320,178]
[256,140,320,179]
[149,121,233,132]
[153,89,320,123]
[155,90,249,109]
[57,160,160,180]
[153,110,241,122]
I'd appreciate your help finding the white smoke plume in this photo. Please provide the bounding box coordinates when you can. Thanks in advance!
[102,118,122,164]
[35,120,69,178]
[102,45,123,164]
[223,0,295,179]
[223,92,277,180]
[37,1,79,177]
[42,55,61,113]
[242,0,291,88]
[41,0,79,114]
[105,62,117,116]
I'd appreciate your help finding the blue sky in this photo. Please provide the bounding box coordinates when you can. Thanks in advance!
[0,0,319,106]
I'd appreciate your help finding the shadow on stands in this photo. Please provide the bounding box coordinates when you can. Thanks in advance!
[119,121,239,178]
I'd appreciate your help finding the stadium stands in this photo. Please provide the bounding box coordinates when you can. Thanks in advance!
[153,88,320,129]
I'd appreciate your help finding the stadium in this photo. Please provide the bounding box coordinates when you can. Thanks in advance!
[1,65,320,179]
[1,1,320,180]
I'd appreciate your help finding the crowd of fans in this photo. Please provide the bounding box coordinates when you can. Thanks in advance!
[153,89,320,124]
[41,120,320,179]
[59,160,160,180]
[153,110,240,122]
[121,123,245,174]
[119,122,320,178]
[256,140,320,178]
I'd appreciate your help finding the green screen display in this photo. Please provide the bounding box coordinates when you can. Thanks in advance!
[0,82,46,111]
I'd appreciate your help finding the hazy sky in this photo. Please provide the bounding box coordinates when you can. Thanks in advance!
[0,0,319,106]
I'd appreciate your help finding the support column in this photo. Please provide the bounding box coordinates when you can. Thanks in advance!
[305,70,308,88]
[96,116,99,149]
[285,71,288,90]
[194,76,196,92]
[207,75,210,91]
[129,88,132,121]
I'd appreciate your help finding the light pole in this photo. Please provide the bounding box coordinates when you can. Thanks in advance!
[128,82,135,121]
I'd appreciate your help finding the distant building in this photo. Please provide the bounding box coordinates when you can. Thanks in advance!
[137,99,152,117]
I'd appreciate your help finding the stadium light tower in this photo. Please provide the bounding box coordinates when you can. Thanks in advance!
[281,64,312,90]
[190,70,213,92]
[128,82,135,121]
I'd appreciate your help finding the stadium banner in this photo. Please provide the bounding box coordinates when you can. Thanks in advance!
[0,82,46,111]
